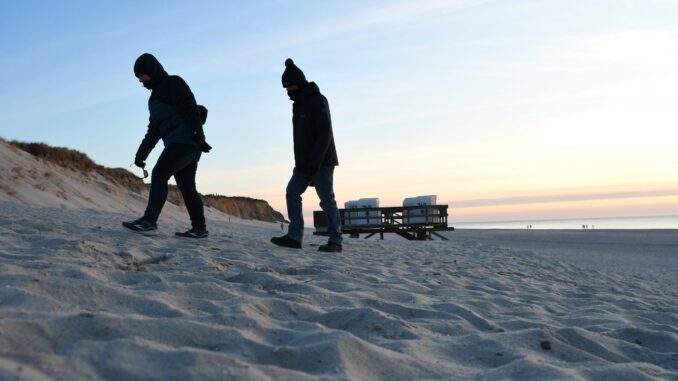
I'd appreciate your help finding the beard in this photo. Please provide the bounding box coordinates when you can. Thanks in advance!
[142,81,154,90]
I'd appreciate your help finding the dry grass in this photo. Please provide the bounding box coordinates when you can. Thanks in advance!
[9,141,145,193]
[9,141,98,172]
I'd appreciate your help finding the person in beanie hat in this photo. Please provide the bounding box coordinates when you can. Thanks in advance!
[281,58,307,88]
[271,58,343,252]
[122,53,210,238]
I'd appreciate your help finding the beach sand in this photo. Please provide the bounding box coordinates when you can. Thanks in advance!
[1,202,676,380]
[449,229,678,279]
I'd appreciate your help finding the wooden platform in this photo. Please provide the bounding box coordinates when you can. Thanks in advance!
[313,205,454,241]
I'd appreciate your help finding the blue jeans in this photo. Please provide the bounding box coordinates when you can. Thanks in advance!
[286,166,342,244]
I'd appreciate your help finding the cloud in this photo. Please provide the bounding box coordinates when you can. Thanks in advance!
[469,27,678,79]
[274,0,492,47]
[453,188,678,208]
[539,28,678,73]
[176,0,494,74]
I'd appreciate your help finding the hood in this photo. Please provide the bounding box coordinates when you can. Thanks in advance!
[134,53,168,81]
[303,81,319,95]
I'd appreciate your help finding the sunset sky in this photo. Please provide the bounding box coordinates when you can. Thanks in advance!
[2,0,677,223]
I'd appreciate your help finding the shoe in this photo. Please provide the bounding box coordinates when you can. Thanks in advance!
[122,218,157,234]
[270,235,302,249]
[175,228,209,239]
[318,242,342,253]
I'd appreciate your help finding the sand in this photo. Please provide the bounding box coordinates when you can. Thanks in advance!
[0,202,676,380]
[449,229,678,280]
[1,137,677,380]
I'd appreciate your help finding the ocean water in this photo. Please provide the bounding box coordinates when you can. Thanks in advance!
[452,215,678,230]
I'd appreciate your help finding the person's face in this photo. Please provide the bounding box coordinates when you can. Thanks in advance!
[137,73,151,87]
[285,84,299,98]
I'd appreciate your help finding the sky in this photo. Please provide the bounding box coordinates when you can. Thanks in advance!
[1,0,677,224]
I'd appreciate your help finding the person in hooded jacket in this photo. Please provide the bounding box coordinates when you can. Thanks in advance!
[122,53,211,238]
[271,58,343,252]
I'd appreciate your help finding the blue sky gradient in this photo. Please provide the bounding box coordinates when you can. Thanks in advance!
[2,0,677,222]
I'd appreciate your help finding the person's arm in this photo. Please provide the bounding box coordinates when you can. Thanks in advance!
[165,76,203,136]
[163,76,211,152]
[308,96,333,171]
[134,120,161,167]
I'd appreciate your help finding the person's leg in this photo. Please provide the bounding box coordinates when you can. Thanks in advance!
[312,166,342,245]
[285,167,311,242]
[143,145,200,224]
[174,152,205,231]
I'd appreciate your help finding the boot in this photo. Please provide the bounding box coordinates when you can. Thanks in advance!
[271,235,302,249]
[318,242,342,253]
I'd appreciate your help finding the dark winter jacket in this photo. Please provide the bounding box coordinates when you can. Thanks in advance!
[292,82,338,172]
[133,53,205,162]
[135,76,203,162]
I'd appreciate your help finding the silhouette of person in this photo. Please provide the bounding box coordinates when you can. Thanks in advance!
[271,59,343,252]
[122,53,210,238]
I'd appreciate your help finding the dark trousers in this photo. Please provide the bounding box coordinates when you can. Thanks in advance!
[143,144,205,230]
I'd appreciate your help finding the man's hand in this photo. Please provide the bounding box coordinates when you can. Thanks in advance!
[198,141,212,153]
[134,157,146,168]
[193,137,212,153]
[193,130,212,153]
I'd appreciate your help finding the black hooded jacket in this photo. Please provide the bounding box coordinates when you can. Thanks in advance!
[133,54,204,162]
[291,82,339,171]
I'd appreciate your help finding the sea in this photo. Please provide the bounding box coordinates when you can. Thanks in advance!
[451,215,678,230]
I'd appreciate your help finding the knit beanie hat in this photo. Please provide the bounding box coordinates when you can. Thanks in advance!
[281,58,307,87]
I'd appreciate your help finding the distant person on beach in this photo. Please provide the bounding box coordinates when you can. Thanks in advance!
[122,53,211,238]
[270,58,343,252]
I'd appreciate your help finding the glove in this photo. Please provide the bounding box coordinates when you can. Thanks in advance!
[193,130,212,153]
[134,156,146,168]
[198,140,212,153]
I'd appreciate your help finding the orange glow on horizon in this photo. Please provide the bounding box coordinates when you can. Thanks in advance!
[450,195,678,222]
